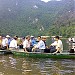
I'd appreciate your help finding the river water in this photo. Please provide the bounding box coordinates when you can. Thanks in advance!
[0,38,74,75]
[0,55,75,75]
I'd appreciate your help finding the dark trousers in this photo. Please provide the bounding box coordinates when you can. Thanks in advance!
[50,49,56,53]
[44,48,50,53]
[35,49,44,53]
[44,46,56,53]
[1,46,7,50]
[70,49,74,53]
[26,48,32,52]
[19,45,23,49]
[44,46,60,53]
[49,46,56,53]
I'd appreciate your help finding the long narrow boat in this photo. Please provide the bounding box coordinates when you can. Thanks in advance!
[0,50,12,55]
[12,50,75,59]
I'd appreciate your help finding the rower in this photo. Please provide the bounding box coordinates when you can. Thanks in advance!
[50,36,63,54]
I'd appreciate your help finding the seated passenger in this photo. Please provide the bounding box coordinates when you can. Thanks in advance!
[9,36,18,50]
[2,35,9,50]
[50,36,63,54]
[31,36,37,48]
[0,36,2,49]
[23,35,31,52]
[42,37,50,53]
[32,36,45,52]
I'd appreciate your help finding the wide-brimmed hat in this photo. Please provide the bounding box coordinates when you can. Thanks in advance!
[6,35,10,38]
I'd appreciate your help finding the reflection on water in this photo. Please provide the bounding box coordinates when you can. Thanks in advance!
[0,55,75,75]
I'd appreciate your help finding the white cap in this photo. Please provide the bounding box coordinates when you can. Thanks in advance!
[31,36,34,38]
[6,35,10,38]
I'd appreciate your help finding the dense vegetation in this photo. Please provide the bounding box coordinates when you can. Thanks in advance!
[0,0,75,37]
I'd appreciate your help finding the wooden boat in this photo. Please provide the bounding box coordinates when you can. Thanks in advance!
[0,50,12,55]
[12,50,75,59]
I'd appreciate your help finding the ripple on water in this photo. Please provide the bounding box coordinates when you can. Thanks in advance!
[0,55,75,75]
[9,57,17,65]
[61,59,74,64]
[23,69,32,72]
[0,72,4,75]
[0,60,6,63]
[60,70,74,74]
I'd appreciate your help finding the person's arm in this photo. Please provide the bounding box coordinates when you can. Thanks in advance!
[14,41,18,49]
[32,46,37,51]
[51,41,57,46]
[32,42,40,51]
[53,47,60,54]
[23,41,28,52]
[6,43,8,50]
[53,41,62,54]
[24,48,28,52]
[6,39,9,50]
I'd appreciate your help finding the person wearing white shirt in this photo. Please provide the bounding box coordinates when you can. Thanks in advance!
[50,36,63,53]
[23,35,31,52]
[35,40,45,49]
[9,36,18,50]
[2,36,9,50]
[32,36,45,52]
[2,38,8,47]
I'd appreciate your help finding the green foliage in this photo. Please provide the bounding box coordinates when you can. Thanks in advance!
[48,25,75,37]
[0,0,75,37]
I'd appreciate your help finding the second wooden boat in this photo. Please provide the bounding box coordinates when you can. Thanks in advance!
[0,50,12,55]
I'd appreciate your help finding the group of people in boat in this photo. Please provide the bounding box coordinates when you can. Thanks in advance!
[32,35,63,54]
[0,35,64,54]
[0,35,18,50]
[2,35,64,54]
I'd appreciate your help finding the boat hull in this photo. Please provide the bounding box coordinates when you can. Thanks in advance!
[0,50,12,55]
[12,51,75,59]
